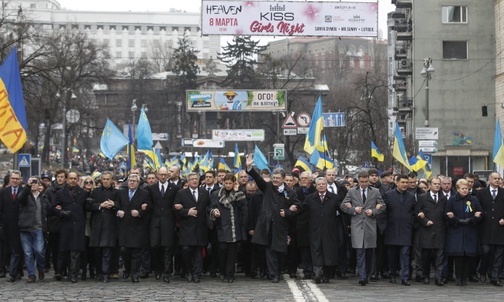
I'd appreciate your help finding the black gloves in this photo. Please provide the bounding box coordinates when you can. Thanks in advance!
[458,218,471,225]
[60,210,72,218]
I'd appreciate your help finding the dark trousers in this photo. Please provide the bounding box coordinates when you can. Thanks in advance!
[218,242,238,278]
[480,244,504,281]
[121,247,142,278]
[299,247,312,276]
[265,246,283,279]
[49,233,64,274]
[98,247,113,276]
[0,239,6,274]
[182,245,203,278]
[387,245,410,281]
[454,255,475,282]
[413,231,423,278]
[62,250,81,279]
[335,223,347,274]
[203,228,218,275]
[152,246,174,277]
[5,234,23,278]
[371,231,387,277]
[286,237,299,275]
[250,243,266,276]
[355,248,373,281]
[421,248,445,281]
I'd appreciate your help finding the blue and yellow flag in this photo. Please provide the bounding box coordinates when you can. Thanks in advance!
[100,118,129,159]
[392,122,411,170]
[371,141,384,162]
[137,107,153,150]
[253,144,270,172]
[304,96,324,154]
[409,152,427,172]
[294,156,313,173]
[0,48,27,152]
[234,143,242,169]
[142,149,161,170]
[493,119,504,167]
[127,123,136,170]
[218,158,231,172]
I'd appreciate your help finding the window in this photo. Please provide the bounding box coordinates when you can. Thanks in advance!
[443,41,467,59]
[442,6,467,23]
[116,39,122,47]
[128,39,135,48]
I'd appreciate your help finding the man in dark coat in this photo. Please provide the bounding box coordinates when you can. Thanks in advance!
[148,167,179,283]
[248,185,266,278]
[246,154,299,283]
[174,172,210,283]
[0,170,24,282]
[88,171,119,283]
[302,177,344,283]
[384,174,416,286]
[476,172,504,286]
[201,170,220,278]
[117,173,151,283]
[415,177,447,286]
[54,172,90,283]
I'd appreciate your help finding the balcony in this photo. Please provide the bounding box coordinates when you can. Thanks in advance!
[397,97,413,112]
[395,19,412,40]
[392,0,412,9]
[397,59,412,75]
[393,80,407,91]
[395,46,408,60]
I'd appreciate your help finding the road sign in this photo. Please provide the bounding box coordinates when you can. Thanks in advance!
[418,140,438,147]
[281,114,297,129]
[283,129,297,136]
[273,143,285,160]
[296,112,311,127]
[192,139,225,148]
[323,112,345,127]
[419,147,438,153]
[152,133,169,141]
[297,127,308,134]
[416,127,438,140]
[18,153,31,167]
[154,141,163,149]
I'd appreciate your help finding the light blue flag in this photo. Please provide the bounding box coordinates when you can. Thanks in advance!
[304,95,324,154]
[494,119,504,167]
[100,118,129,159]
[253,144,270,172]
[137,107,153,150]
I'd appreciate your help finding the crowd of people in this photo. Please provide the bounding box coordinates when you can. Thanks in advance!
[0,154,503,289]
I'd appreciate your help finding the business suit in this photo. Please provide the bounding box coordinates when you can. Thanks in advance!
[175,187,210,282]
[340,185,385,283]
[148,182,179,280]
[117,187,151,281]
[0,185,23,280]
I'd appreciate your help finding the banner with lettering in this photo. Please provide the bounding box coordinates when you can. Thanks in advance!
[186,89,287,112]
[202,1,378,37]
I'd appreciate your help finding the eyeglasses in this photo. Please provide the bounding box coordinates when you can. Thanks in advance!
[84,181,93,185]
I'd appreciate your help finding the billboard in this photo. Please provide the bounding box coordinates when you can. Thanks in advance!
[186,89,287,112]
[201,1,378,37]
[212,129,265,141]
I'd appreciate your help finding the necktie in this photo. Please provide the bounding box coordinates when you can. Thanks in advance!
[329,186,335,193]
[433,194,437,203]
[362,189,366,203]
[193,190,198,202]
[492,189,497,200]
[12,187,17,200]
[161,184,165,196]
[207,187,212,194]
[129,190,134,201]
[320,194,325,203]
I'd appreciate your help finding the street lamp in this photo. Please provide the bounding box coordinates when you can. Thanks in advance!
[56,89,77,169]
[131,99,138,140]
[420,57,435,127]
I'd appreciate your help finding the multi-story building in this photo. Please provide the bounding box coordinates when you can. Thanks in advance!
[6,0,221,68]
[388,0,496,177]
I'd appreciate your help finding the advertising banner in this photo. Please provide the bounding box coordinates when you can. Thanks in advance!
[212,129,265,141]
[202,1,378,37]
[187,89,287,112]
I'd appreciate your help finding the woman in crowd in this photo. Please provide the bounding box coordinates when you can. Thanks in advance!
[80,176,96,280]
[445,178,482,286]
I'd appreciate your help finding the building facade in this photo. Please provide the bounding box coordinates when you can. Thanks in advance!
[388,0,496,177]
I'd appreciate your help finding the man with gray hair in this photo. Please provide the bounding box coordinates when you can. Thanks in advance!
[246,154,299,283]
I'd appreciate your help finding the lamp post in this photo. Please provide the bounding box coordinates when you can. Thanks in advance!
[420,57,435,127]
[56,89,77,169]
[131,99,138,140]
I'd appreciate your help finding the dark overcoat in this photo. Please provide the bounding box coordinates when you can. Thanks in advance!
[88,186,119,247]
[55,185,89,251]
[0,186,22,248]
[445,193,482,257]
[295,185,316,247]
[116,187,151,248]
[384,189,416,246]
[175,187,210,247]
[303,191,343,266]
[210,187,248,242]
[476,187,504,245]
[247,168,299,253]
[148,182,179,247]
[414,191,447,249]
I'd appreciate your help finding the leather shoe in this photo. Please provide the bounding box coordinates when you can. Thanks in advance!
[210,272,217,277]
[27,276,36,283]
[423,278,430,285]
[289,273,297,279]
[302,274,312,280]
[38,271,45,281]
[339,272,348,279]
[415,275,422,282]
[193,277,201,283]
[7,276,15,282]
[122,272,130,279]
[390,277,396,284]
[103,275,110,283]
[227,277,234,283]
[70,276,77,283]
[314,275,321,284]
[468,275,479,282]
[155,274,161,280]
[139,273,149,279]
[271,277,279,283]
[131,277,139,283]
[55,274,62,281]
[359,279,366,286]
[0,273,5,278]
[370,275,378,281]
[435,279,444,286]
[402,280,411,286]
[322,277,329,283]
[491,280,503,286]
[186,275,193,282]
[219,275,226,281]
[163,276,170,283]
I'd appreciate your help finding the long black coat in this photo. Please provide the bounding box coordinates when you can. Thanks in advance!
[148,182,179,247]
[445,193,483,257]
[116,188,151,248]
[476,187,504,245]
[384,189,416,246]
[0,186,22,249]
[210,187,248,242]
[295,185,316,247]
[88,186,119,247]
[248,191,263,231]
[414,191,447,249]
[175,187,210,247]
[303,191,343,266]
[55,185,89,252]
[247,168,299,253]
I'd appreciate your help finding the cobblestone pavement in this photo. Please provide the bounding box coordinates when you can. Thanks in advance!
[2,271,504,302]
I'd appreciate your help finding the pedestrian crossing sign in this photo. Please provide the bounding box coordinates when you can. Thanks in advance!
[18,153,31,167]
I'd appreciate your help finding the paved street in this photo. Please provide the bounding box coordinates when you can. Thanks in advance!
[2,271,504,301]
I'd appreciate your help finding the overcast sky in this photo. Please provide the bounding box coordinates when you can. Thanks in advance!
[55,0,395,39]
